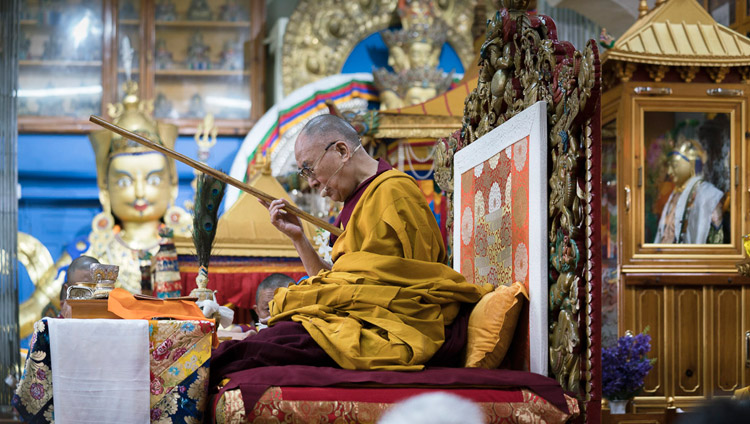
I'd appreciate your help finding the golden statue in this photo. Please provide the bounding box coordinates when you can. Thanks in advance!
[373,0,453,110]
[18,81,190,337]
[654,138,725,244]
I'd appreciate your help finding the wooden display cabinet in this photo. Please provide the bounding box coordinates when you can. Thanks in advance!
[605,82,750,411]
[618,82,748,274]
[17,0,264,135]
[603,78,750,410]
[600,0,750,411]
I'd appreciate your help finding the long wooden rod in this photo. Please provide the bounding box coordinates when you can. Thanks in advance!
[89,115,342,237]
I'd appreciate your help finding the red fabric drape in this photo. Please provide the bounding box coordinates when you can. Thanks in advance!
[180,271,307,311]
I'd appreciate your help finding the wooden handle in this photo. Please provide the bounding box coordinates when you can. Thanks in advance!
[89,115,342,237]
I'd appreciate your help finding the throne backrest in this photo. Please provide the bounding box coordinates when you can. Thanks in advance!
[435,4,602,417]
[453,101,548,375]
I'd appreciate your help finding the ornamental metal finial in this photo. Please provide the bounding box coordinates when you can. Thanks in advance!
[638,0,649,17]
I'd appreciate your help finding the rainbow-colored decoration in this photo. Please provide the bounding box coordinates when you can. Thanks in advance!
[225,73,379,209]
[247,75,377,174]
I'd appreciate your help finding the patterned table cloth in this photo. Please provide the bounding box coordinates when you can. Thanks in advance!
[13,318,213,423]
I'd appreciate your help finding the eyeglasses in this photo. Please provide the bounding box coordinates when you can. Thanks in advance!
[298,140,337,180]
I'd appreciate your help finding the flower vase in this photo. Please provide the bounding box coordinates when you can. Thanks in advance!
[609,399,628,414]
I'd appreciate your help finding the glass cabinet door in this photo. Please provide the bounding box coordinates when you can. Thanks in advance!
[619,82,748,272]
[18,0,104,120]
[151,0,252,123]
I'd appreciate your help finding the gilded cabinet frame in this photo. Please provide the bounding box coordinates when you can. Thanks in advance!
[619,82,749,273]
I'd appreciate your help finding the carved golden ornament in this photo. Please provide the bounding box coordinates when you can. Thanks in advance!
[638,0,649,17]
[436,4,601,405]
[738,66,750,83]
[707,66,730,83]
[281,0,476,95]
[678,66,699,83]
[646,65,669,82]
[373,113,461,139]
[615,62,637,82]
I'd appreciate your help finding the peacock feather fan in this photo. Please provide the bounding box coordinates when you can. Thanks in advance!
[192,173,227,269]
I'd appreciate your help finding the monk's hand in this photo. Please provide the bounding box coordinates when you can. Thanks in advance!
[260,198,304,241]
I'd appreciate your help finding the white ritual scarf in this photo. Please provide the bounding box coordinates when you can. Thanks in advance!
[48,318,150,424]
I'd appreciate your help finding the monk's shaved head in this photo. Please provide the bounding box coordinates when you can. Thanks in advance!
[66,255,99,285]
[62,255,99,302]
[297,114,360,148]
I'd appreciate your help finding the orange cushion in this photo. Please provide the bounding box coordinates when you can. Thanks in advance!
[464,282,528,368]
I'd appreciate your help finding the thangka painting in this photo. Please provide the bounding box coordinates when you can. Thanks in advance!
[453,101,548,375]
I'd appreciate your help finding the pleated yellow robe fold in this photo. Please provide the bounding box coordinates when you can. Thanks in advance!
[269,170,487,370]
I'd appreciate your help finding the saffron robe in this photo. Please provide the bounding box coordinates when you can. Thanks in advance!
[269,170,487,370]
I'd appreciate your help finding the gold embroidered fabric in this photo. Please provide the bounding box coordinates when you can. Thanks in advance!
[215,387,580,424]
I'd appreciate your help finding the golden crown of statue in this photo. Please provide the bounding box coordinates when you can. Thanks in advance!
[671,138,707,168]
[373,66,453,95]
[89,81,179,191]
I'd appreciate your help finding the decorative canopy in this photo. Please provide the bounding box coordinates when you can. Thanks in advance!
[602,0,750,67]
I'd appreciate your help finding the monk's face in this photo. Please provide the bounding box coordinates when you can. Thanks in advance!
[254,288,275,324]
[108,152,171,223]
[295,135,357,202]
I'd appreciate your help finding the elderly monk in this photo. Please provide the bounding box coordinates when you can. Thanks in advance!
[210,115,485,385]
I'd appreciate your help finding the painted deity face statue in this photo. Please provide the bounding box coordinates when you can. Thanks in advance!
[408,41,437,69]
[667,154,694,188]
[107,152,171,223]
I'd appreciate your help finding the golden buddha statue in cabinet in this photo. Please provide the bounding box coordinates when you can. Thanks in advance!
[18,81,190,337]
[654,138,725,244]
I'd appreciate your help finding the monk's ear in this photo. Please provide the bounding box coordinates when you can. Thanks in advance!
[335,141,348,158]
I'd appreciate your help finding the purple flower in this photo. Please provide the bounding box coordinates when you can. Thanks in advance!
[30,383,45,400]
[602,330,655,400]
[151,408,162,421]
[36,368,47,381]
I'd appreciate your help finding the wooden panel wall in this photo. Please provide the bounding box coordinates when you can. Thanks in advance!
[622,275,750,409]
